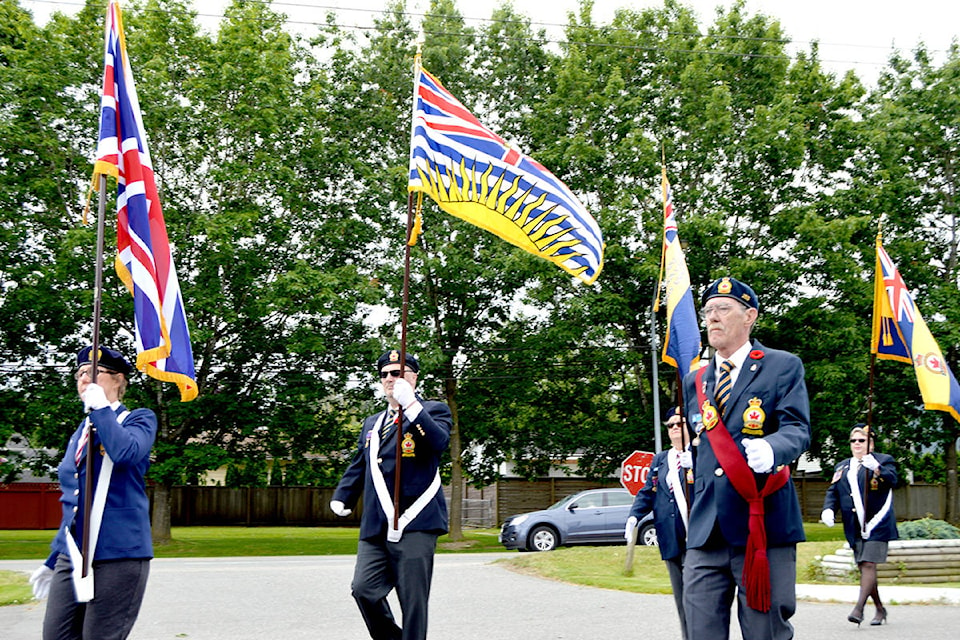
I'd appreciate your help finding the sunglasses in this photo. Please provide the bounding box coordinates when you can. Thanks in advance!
[850,438,867,443]
[379,370,404,379]
[75,367,117,380]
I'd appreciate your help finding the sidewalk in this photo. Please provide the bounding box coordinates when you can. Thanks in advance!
[797,582,960,604]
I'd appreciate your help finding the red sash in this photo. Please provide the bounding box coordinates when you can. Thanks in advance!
[695,366,790,612]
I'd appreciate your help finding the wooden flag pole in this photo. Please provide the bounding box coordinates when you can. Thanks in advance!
[393,192,416,529]
[81,173,108,577]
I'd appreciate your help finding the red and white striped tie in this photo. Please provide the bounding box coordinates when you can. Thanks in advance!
[75,422,90,465]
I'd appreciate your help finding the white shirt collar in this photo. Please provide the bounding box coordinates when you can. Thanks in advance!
[714,340,753,384]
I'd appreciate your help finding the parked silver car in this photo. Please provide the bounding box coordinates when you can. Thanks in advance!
[498,487,657,552]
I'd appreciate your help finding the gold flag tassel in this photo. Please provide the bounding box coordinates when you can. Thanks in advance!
[408,191,424,246]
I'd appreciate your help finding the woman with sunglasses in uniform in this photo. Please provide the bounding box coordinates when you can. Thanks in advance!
[821,423,898,626]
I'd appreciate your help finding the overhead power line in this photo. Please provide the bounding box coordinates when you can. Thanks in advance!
[22,0,951,70]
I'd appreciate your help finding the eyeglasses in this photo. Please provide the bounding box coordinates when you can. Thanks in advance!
[666,421,683,429]
[699,303,737,320]
[850,438,867,443]
[379,370,404,379]
[75,367,117,380]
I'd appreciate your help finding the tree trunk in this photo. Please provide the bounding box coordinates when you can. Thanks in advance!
[444,375,463,541]
[151,482,172,545]
[152,380,172,544]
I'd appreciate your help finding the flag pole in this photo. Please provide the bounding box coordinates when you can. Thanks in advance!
[650,300,662,454]
[393,45,425,530]
[81,173,108,577]
[394,191,415,530]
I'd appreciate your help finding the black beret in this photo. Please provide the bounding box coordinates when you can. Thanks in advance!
[76,346,133,376]
[701,277,759,311]
[376,349,419,373]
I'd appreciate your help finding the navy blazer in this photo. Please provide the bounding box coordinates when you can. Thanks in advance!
[46,404,157,568]
[823,452,898,547]
[334,397,452,541]
[682,340,811,549]
[629,449,688,561]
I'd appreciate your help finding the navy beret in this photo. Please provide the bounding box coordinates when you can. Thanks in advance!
[76,346,133,376]
[663,406,682,423]
[376,349,419,373]
[701,277,759,311]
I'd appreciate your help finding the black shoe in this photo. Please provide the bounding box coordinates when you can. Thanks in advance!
[848,607,864,626]
[870,607,887,626]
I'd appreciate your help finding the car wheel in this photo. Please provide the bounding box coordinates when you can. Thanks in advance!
[529,525,558,552]
[639,522,658,547]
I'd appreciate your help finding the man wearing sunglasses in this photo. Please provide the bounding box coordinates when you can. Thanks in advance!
[330,349,452,640]
[681,277,811,640]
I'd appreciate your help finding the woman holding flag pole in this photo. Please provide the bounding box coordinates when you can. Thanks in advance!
[30,346,157,640]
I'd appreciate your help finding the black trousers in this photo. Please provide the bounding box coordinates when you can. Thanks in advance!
[43,554,150,640]
[351,531,438,640]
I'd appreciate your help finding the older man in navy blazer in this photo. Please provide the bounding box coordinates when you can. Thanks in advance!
[681,277,811,640]
[331,349,452,640]
[626,407,693,639]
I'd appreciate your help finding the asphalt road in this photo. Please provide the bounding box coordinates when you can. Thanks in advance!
[2,553,959,639]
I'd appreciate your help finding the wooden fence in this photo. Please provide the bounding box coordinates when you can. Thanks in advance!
[2,477,956,529]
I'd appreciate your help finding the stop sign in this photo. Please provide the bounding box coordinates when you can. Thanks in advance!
[620,450,655,495]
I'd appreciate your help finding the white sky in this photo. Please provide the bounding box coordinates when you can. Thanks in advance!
[21,0,960,85]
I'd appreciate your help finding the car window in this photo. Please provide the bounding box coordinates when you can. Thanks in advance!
[571,493,604,508]
[604,491,634,507]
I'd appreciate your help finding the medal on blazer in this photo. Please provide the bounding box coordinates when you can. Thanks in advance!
[401,432,416,457]
[741,397,766,436]
[701,400,719,431]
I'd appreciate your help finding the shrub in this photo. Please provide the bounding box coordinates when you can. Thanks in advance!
[897,518,960,540]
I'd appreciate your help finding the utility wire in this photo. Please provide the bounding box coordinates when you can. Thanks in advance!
[21,0,950,69]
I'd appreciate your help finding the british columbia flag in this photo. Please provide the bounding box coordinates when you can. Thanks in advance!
[408,61,604,284]
[872,234,959,421]
[93,0,196,401]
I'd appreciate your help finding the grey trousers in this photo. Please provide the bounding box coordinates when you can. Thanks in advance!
[351,531,438,640]
[665,554,688,640]
[43,554,150,640]
[683,544,796,640]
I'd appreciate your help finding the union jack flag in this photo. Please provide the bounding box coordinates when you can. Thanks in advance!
[872,233,959,421]
[93,0,197,401]
[408,61,604,284]
[655,169,700,373]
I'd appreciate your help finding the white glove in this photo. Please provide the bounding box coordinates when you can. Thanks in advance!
[391,378,422,420]
[820,508,835,527]
[391,378,416,408]
[29,565,53,600]
[81,383,110,412]
[679,451,693,469]
[329,500,352,517]
[743,438,774,473]
[624,516,638,542]
[860,454,880,471]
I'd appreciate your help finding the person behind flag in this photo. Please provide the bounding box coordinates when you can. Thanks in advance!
[28,346,157,640]
[329,350,452,640]
[625,407,694,640]
[821,424,897,626]
[681,277,811,640]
